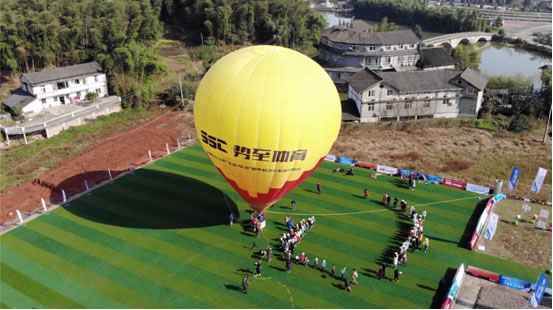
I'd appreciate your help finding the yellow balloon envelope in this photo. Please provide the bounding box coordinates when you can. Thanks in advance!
[194,45,340,213]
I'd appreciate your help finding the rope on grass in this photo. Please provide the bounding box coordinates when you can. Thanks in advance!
[264,195,487,217]
[255,276,294,308]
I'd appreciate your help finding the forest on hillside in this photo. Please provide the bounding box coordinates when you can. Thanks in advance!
[351,0,491,33]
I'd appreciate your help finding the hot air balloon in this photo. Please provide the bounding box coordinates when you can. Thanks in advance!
[194,45,340,213]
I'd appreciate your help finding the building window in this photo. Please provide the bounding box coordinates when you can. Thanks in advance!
[57,82,67,89]
[337,56,342,63]
[41,86,46,93]
[387,89,394,96]
[41,99,47,104]
[54,96,58,102]
[442,99,450,105]
[338,44,343,49]
[368,45,375,51]
[368,90,375,97]
[368,103,375,111]
[77,91,81,98]
[410,44,415,48]
[404,102,411,109]
[423,100,430,108]
[383,57,391,65]
[386,103,393,110]
[74,79,80,84]
[96,88,101,94]
[94,76,99,83]
[466,87,474,94]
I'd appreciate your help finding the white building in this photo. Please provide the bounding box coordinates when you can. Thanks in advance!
[3,62,108,116]
[347,67,488,122]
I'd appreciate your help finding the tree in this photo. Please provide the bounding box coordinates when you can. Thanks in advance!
[451,44,480,71]
[494,16,503,28]
[414,24,423,39]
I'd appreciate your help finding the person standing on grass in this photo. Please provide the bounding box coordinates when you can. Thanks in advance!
[422,209,427,221]
[229,213,236,226]
[393,252,399,269]
[364,188,369,199]
[242,276,249,294]
[393,197,399,209]
[317,183,322,195]
[286,259,292,273]
[340,266,347,279]
[254,262,261,277]
[291,200,296,211]
[424,238,429,253]
[402,253,407,268]
[393,268,401,282]
[322,259,327,272]
[331,264,336,277]
[314,257,319,269]
[378,263,386,280]
[344,279,352,292]
[267,248,272,262]
[352,269,359,285]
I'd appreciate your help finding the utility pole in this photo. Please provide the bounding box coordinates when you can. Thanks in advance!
[543,102,552,144]
[178,73,185,107]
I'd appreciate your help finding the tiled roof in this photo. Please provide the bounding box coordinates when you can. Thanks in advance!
[377,70,461,92]
[420,48,457,68]
[347,68,383,93]
[322,20,420,45]
[2,89,36,110]
[21,62,103,86]
[459,68,488,90]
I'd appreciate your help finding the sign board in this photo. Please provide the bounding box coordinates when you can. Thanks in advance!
[536,221,547,230]
[469,230,479,250]
[324,154,336,162]
[485,212,499,240]
[443,178,466,190]
[539,209,549,219]
[376,165,398,175]
[466,183,490,195]
[498,275,532,292]
[530,274,549,308]
[531,167,547,193]
[522,204,531,212]
[507,167,520,190]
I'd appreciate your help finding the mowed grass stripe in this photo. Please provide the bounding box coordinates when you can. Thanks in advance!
[5,228,186,308]
[1,246,125,308]
[52,209,343,309]
[159,154,475,232]
[0,263,83,308]
[23,219,250,309]
[40,213,291,309]
[0,236,167,308]
[0,281,44,309]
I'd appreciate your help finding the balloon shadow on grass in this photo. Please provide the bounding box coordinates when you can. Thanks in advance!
[62,168,239,229]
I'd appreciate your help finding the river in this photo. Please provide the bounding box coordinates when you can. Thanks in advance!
[318,10,551,91]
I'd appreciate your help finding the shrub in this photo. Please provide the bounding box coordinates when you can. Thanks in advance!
[508,115,532,133]
[85,92,99,101]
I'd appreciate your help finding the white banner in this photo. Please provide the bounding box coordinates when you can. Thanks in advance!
[485,212,499,240]
[376,165,398,175]
[531,167,548,193]
[466,183,490,195]
[324,154,337,162]
[476,210,489,236]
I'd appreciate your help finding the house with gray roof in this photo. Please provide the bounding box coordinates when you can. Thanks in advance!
[419,48,457,71]
[346,67,487,122]
[319,20,421,83]
[3,62,108,116]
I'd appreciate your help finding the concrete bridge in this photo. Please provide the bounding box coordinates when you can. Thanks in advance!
[423,32,493,48]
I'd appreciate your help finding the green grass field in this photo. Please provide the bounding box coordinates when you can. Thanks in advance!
[0,143,547,308]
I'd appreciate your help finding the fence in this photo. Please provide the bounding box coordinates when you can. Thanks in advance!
[1,96,121,145]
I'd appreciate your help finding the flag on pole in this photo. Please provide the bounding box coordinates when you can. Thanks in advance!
[507,167,520,190]
[531,168,547,193]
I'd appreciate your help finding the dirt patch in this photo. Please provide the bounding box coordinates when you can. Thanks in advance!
[476,199,552,270]
[0,110,196,225]
[334,125,552,202]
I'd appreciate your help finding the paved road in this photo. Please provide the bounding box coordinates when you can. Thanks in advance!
[503,20,552,44]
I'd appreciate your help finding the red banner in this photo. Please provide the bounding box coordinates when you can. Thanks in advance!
[485,198,494,214]
[469,231,479,250]
[466,266,500,283]
[442,178,466,190]
[356,161,376,170]
[441,298,452,309]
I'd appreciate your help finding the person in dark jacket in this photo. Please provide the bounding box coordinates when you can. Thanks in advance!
[242,276,249,294]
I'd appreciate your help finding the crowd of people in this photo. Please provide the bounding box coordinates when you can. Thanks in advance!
[235,173,435,294]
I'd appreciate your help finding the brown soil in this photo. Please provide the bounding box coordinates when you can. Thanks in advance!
[0,110,196,224]
[334,124,552,202]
